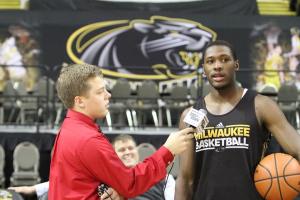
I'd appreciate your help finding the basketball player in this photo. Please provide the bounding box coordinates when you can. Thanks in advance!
[175,40,300,200]
[48,63,194,200]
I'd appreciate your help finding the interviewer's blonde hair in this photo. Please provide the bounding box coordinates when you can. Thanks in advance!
[56,63,103,108]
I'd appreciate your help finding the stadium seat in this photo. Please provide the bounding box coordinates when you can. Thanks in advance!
[137,143,157,161]
[10,142,41,186]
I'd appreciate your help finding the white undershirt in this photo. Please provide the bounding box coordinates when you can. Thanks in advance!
[35,182,49,197]
[242,88,248,99]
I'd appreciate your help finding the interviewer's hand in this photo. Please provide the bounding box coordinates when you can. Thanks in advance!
[163,127,194,155]
[100,187,124,200]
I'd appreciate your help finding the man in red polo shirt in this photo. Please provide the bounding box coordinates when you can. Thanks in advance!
[49,63,194,200]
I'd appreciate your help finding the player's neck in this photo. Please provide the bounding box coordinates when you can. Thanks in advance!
[209,85,243,102]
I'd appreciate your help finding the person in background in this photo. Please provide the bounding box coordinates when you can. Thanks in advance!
[175,40,300,200]
[112,134,175,200]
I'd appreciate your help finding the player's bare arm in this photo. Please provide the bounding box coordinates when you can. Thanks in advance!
[255,94,300,161]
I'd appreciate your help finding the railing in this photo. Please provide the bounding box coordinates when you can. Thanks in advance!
[1,64,300,132]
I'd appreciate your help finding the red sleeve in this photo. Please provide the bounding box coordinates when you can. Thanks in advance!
[78,135,173,198]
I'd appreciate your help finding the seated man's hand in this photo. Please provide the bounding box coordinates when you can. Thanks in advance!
[100,187,124,200]
[7,186,36,195]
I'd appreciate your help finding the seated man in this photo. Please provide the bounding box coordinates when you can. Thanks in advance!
[112,134,175,200]
[9,135,175,200]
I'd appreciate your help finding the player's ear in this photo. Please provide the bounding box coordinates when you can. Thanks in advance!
[235,60,239,70]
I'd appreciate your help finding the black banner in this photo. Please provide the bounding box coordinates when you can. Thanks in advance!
[0,11,299,91]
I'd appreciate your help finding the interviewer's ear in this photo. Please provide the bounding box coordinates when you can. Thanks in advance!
[74,96,85,108]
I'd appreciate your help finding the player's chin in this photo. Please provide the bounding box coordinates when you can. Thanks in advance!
[212,82,228,90]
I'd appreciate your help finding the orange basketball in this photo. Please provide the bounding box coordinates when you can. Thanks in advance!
[254,153,300,200]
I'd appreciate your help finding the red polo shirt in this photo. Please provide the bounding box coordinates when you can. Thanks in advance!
[49,109,173,200]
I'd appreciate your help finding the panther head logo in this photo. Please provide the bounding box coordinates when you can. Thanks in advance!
[67,16,216,80]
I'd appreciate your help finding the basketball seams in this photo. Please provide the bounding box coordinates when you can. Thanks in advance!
[283,157,300,193]
[284,173,300,176]
[255,173,300,182]
[256,163,273,198]
[255,164,273,181]
[254,153,300,200]
[274,153,284,200]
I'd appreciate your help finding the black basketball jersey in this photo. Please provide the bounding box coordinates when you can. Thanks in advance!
[192,89,269,200]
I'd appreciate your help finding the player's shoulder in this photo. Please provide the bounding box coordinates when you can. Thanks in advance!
[254,93,276,105]
[254,93,280,117]
[181,106,193,117]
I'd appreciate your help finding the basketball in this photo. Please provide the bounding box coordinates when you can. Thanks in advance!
[254,153,300,200]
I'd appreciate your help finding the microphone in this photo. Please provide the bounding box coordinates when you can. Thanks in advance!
[183,108,209,133]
